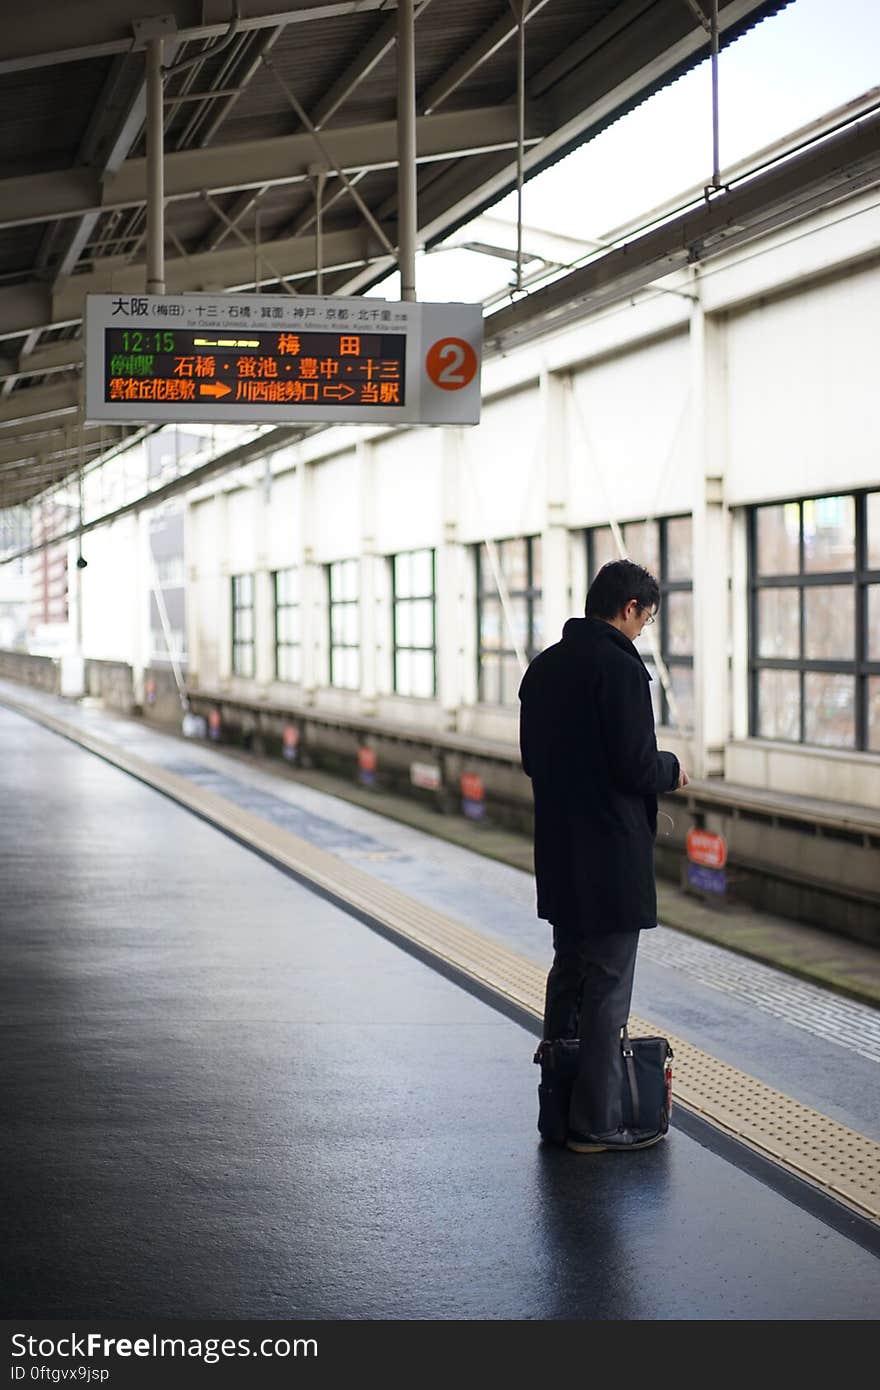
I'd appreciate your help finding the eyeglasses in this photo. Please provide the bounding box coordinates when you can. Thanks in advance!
[639,609,656,625]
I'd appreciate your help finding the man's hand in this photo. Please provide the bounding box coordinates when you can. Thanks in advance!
[677,765,690,789]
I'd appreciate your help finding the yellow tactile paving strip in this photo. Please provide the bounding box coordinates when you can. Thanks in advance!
[5,691,880,1227]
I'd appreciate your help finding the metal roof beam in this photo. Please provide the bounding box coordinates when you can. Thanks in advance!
[0,382,80,430]
[310,2,435,129]
[408,0,790,253]
[0,342,84,385]
[0,105,542,230]
[484,107,880,351]
[0,226,388,341]
[419,0,552,115]
[0,1,397,74]
[0,427,117,471]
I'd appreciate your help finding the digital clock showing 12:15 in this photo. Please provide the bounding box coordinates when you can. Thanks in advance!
[120,330,175,353]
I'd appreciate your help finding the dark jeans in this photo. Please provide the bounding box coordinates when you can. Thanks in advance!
[543,923,640,1138]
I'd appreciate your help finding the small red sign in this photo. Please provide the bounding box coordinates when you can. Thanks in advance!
[686,828,727,869]
[358,746,377,773]
[425,337,478,391]
[282,724,300,748]
[460,772,484,802]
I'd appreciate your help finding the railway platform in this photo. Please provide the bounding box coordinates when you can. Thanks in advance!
[1,678,879,1324]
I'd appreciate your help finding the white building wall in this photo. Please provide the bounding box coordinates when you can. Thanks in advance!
[74,188,880,810]
[371,427,443,554]
[79,516,140,666]
[310,452,361,561]
[566,330,693,527]
[457,385,544,543]
[725,260,880,504]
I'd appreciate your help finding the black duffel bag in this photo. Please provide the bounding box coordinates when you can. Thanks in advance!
[533,1026,673,1145]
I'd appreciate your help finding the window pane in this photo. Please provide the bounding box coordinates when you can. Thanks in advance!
[624,520,659,575]
[343,606,358,645]
[868,678,880,752]
[803,495,854,573]
[395,602,412,646]
[804,586,854,660]
[278,646,300,683]
[665,591,693,656]
[480,600,502,651]
[333,647,358,689]
[234,644,253,678]
[409,599,434,648]
[868,586,880,661]
[756,504,799,575]
[666,516,692,581]
[508,595,529,651]
[590,527,617,578]
[530,536,542,590]
[277,568,297,604]
[667,664,694,731]
[868,494,880,569]
[345,560,359,600]
[393,553,411,599]
[394,649,411,694]
[479,654,499,703]
[410,549,433,596]
[758,588,800,658]
[757,669,800,740]
[501,654,523,705]
[331,606,344,644]
[411,650,435,698]
[643,659,661,725]
[531,600,544,655]
[501,538,528,591]
[804,672,855,748]
[479,544,497,595]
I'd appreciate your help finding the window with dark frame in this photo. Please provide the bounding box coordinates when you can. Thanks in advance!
[274,567,301,683]
[231,573,255,678]
[749,490,880,751]
[392,548,436,698]
[586,517,694,730]
[328,558,360,690]
[476,536,543,705]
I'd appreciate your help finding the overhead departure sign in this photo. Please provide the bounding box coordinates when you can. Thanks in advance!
[85,293,482,426]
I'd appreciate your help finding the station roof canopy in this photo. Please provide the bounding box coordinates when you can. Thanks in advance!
[0,0,794,509]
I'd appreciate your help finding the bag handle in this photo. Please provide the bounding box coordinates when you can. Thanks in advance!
[621,1026,641,1130]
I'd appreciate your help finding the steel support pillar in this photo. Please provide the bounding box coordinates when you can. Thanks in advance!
[397,0,417,301]
[689,273,728,777]
[145,35,165,294]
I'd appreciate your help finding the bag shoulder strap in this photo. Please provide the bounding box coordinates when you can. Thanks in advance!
[621,1025,641,1130]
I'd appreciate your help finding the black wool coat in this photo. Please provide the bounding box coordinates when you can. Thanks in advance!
[518,616,680,932]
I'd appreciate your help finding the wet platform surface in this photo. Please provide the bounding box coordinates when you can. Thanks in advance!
[1,690,879,1319]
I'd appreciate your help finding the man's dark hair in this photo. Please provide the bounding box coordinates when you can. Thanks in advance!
[585,559,660,619]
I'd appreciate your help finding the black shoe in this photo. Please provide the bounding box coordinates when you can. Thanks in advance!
[566,1128,666,1153]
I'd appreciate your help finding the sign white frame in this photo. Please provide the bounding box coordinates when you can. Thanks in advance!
[85,293,482,426]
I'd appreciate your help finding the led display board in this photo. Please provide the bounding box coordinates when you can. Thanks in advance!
[85,293,482,426]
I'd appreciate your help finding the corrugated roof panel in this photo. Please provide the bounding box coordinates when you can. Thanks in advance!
[0,224,45,286]
[0,56,113,179]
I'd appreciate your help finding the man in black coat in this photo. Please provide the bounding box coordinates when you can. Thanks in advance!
[518,558,688,1152]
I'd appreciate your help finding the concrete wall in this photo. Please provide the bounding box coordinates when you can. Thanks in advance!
[0,649,60,693]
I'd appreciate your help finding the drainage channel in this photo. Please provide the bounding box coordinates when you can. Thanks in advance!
[3,689,879,1236]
